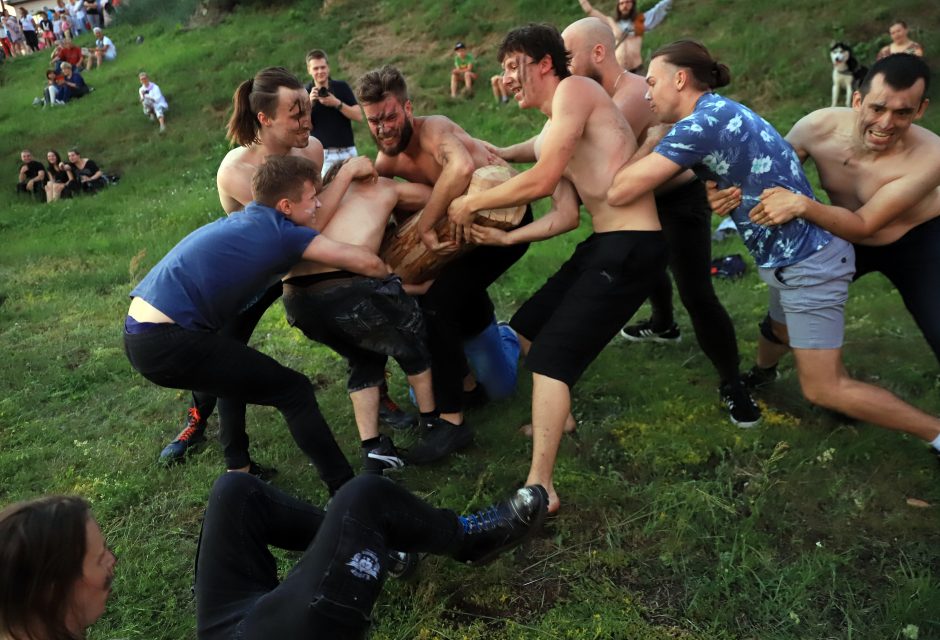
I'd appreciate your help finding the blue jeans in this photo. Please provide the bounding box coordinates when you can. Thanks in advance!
[463,318,520,401]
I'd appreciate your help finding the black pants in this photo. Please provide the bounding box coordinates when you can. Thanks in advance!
[195,473,461,640]
[421,206,533,413]
[123,322,353,494]
[645,179,741,384]
[512,230,667,387]
[189,283,283,469]
[854,215,940,366]
[283,275,429,393]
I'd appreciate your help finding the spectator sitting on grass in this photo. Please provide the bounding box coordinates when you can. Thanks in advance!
[52,40,84,72]
[17,149,46,199]
[88,26,115,69]
[45,149,78,201]
[62,62,90,98]
[40,69,66,106]
[66,148,107,193]
[451,42,477,98]
[138,71,168,132]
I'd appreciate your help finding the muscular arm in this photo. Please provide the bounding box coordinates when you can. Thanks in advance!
[455,81,591,215]
[471,177,580,246]
[484,135,538,164]
[301,234,390,278]
[415,127,475,236]
[315,155,377,230]
[393,180,432,212]
[608,151,683,205]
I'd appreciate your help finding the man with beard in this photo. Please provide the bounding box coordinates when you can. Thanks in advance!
[158,67,379,473]
[449,24,665,513]
[576,0,674,72]
[488,18,758,429]
[355,65,532,464]
[709,55,940,398]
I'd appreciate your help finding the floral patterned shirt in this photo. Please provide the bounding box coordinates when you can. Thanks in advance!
[654,93,831,268]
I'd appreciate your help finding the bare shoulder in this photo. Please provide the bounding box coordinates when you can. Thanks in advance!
[295,137,324,166]
[790,107,845,142]
[419,115,467,142]
[908,124,940,163]
[557,75,605,101]
[374,152,397,177]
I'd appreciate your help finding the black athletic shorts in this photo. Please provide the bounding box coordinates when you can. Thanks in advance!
[511,230,667,387]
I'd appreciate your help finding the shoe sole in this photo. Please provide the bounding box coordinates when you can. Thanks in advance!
[465,486,549,567]
[619,329,681,344]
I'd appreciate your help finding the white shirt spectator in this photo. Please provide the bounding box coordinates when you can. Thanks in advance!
[139,80,168,115]
[96,34,115,59]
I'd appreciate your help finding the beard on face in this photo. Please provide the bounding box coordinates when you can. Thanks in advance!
[373,115,414,156]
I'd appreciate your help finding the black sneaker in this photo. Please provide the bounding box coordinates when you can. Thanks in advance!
[378,385,417,430]
[619,319,682,343]
[405,417,473,465]
[720,381,761,428]
[742,364,779,389]
[452,485,549,566]
[462,384,488,410]
[361,435,406,474]
[159,407,207,464]
[387,550,421,579]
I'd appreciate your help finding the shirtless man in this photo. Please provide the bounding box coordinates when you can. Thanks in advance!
[159,67,377,471]
[355,65,532,462]
[710,55,940,392]
[576,0,674,72]
[282,163,458,469]
[489,18,758,429]
[448,24,665,513]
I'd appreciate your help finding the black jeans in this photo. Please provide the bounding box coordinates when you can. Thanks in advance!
[123,323,353,494]
[854,215,940,366]
[646,179,741,384]
[187,283,283,468]
[195,473,462,640]
[283,275,429,393]
[421,206,533,413]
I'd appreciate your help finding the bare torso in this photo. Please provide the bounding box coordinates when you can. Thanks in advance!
[217,137,325,213]
[535,77,659,232]
[374,116,507,184]
[798,109,940,245]
[287,178,400,278]
[615,35,643,72]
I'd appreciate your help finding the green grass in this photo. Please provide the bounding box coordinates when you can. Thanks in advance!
[1,1,939,638]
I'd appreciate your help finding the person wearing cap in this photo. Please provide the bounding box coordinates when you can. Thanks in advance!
[88,26,115,69]
[450,42,477,98]
[138,71,168,132]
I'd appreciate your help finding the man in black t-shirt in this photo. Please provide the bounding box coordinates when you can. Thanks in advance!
[304,49,362,176]
[16,150,46,199]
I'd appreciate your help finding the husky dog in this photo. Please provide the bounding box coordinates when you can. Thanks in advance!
[829,42,868,107]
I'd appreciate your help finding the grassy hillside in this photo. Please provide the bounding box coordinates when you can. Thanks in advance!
[1,1,939,638]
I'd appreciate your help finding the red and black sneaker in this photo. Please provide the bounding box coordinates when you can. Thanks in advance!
[159,407,207,464]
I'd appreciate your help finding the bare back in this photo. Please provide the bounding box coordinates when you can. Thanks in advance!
[534,76,659,232]
[791,108,940,245]
[613,70,657,141]
[288,178,401,278]
[217,137,325,214]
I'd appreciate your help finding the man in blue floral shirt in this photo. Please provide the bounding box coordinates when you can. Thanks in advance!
[609,40,940,456]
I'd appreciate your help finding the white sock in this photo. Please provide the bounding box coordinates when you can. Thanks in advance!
[930,433,940,451]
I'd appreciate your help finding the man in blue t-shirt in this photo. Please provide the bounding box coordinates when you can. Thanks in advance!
[123,156,390,494]
[609,40,940,454]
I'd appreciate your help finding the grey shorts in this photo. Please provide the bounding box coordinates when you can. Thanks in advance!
[758,237,855,350]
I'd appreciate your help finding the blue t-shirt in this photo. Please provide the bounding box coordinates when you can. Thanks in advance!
[654,93,831,268]
[131,202,317,332]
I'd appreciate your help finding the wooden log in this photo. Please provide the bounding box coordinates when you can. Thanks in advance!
[379,165,525,284]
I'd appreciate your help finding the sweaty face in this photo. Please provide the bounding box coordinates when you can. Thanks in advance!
[363,95,414,155]
[70,519,117,633]
[307,57,330,86]
[853,74,927,152]
[645,57,682,121]
[265,87,313,149]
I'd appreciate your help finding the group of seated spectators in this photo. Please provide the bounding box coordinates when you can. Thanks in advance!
[16,148,110,202]
[37,27,118,106]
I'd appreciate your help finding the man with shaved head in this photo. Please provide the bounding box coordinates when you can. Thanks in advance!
[489,18,759,427]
